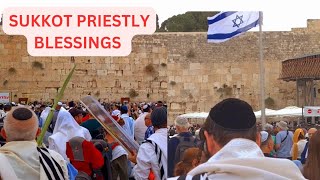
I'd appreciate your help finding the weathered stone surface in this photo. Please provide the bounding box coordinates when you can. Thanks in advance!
[1,20,320,124]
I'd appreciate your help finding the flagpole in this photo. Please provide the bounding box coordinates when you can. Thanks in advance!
[259,11,266,129]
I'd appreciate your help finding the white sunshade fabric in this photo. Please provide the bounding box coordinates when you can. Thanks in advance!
[177,112,209,119]
[177,106,305,121]
[267,106,303,117]
[254,108,277,118]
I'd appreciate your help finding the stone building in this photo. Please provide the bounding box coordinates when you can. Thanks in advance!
[1,19,320,124]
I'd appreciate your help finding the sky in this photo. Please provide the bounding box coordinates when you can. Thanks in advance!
[0,0,320,31]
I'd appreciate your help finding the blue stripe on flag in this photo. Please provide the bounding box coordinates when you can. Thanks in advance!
[207,19,259,40]
[208,12,237,25]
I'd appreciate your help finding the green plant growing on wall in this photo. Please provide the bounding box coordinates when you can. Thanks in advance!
[265,97,275,108]
[217,84,233,98]
[8,67,17,75]
[129,89,139,98]
[161,63,167,67]
[144,64,156,74]
[3,80,8,86]
[170,81,176,85]
[186,49,195,58]
[94,91,100,97]
[32,61,44,70]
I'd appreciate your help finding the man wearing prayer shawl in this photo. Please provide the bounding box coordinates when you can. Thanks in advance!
[130,106,168,180]
[0,106,69,180]
[169,98,307,180]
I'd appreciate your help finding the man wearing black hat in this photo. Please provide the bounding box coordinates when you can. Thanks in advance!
[171,98,306,180]
[130,106,167,180]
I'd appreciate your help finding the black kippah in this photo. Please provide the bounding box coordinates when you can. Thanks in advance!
[12,108,33,121]
[209,98,256,130]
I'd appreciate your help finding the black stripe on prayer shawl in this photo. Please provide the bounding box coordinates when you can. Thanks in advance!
[37,147,64,180]
[39,149,61,179]
[40,148,64,177]
[39,148,62,176]
[39,157,53,180]
[144,139,165,179]
[160,164,164,180]
[158,148,161,164]
[38,148,56,179]
[155,143,158,155]
[158,147,164,179]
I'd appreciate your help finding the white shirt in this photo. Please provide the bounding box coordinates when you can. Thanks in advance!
[290,139,308,159]
[134,112,148,145]
[133,128,167,180]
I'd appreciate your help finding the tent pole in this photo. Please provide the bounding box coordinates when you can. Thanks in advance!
[258,11,266,129]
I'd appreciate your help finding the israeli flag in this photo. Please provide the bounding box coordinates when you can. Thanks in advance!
[207,11,260,43]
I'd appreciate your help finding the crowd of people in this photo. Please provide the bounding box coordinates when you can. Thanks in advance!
[1,97,320,180]
[0,100,168,180]
[168,98,320,180]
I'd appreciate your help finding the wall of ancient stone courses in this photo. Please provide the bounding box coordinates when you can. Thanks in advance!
[167,20,320,124]
[0,30,168,104]
[1,20,320,124]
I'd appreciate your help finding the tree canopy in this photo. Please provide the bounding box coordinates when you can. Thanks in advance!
[157,11,219,32]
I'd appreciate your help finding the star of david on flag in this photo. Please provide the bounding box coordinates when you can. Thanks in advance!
[207,11,260,43]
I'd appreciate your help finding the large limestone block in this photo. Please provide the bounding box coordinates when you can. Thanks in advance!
[190,63,201,70]
[170,102,181,110]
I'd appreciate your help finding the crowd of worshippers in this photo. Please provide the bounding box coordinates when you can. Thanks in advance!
[0,100,168,180]
[168,98,320,180]
[168,124,201,138]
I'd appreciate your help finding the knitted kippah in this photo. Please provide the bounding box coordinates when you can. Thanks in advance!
[208,98,256,130]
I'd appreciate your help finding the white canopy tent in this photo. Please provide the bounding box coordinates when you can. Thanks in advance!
[254,108,277,118]
[176,112,209,125]
[255,106,303,123]
[177,112,208,119]
[267,106,303,117]
[177,106,307,124]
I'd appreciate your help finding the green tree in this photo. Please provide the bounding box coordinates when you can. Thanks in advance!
[156,14,160,31]
[158,11,219,32]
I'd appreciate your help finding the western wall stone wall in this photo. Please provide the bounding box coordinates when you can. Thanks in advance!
[167,20,320,124]
[0,32,168,104]
[1,19,320,124]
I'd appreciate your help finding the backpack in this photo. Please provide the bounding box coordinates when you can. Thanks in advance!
[174,136,197,164]
[69,137,106,180]
[92,139,113,180]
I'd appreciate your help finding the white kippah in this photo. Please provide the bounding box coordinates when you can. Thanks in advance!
[260,131,269,143]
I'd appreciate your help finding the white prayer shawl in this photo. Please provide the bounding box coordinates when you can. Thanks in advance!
[0,141,69,180]
[48,108,92,160]
[40,107,51,127]
[169,138,306,180]
[0,153,18,180]
[133,128,167,180]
